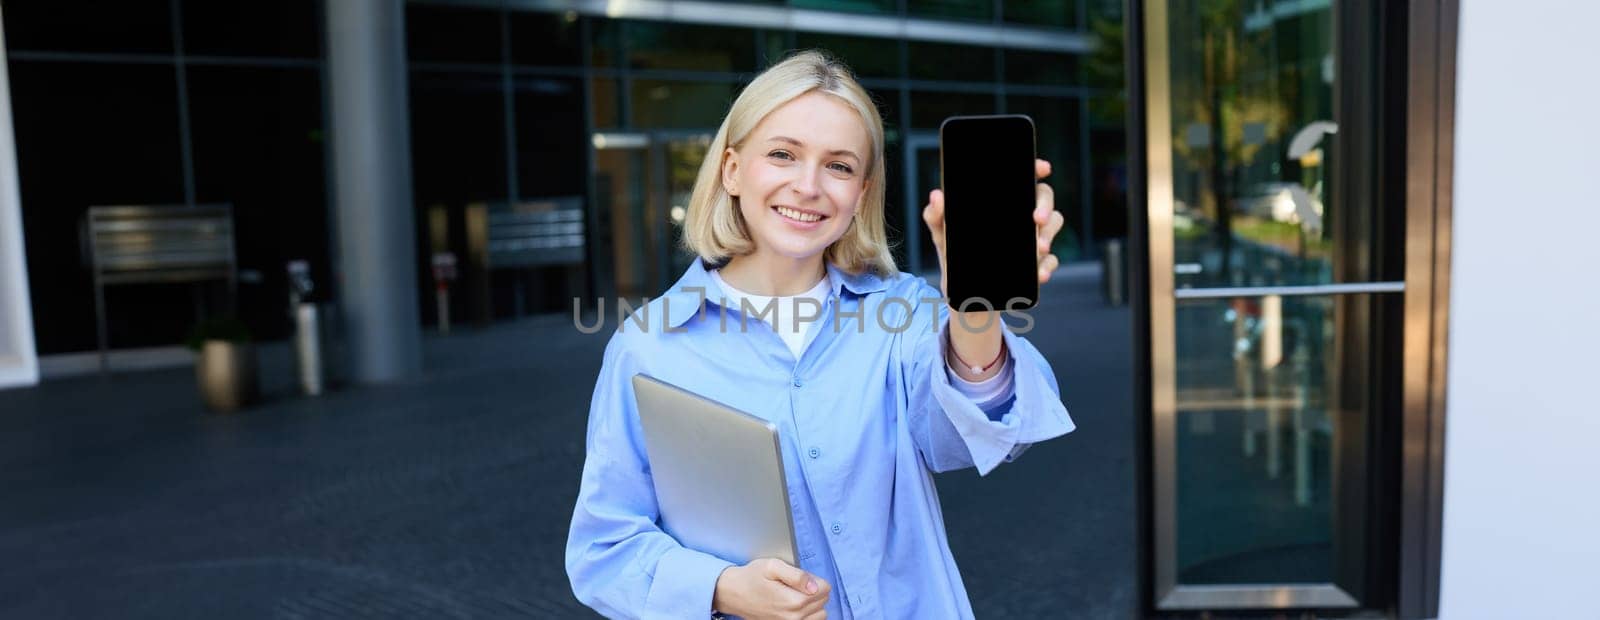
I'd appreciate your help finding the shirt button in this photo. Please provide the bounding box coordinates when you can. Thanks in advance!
[807,447,820,459]
[792,377,802,388]
[830,522,842,535]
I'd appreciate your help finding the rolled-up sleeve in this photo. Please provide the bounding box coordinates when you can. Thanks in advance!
[566,335,733,619]
[900,278,1076,476]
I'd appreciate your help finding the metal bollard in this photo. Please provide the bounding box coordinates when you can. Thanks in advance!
[1102,239,1126,306]
[294,303,325,396]
[432,252,457,334]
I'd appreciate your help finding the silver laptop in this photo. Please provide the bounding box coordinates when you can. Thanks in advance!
[632,373,799,567]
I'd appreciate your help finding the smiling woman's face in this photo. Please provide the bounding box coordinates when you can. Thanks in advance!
[721,91,872,263]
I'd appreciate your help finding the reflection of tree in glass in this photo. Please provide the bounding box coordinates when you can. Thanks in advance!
[1169,0,1292,283]
[668,140,704,200]
[1085,0,1127,127]
[668,138,711,273]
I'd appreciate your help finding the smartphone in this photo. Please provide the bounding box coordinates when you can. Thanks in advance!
[939,114,1039,311]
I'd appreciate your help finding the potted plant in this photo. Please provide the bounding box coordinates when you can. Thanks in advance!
[186,316,258,413]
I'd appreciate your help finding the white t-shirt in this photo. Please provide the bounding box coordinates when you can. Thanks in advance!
[709,268,1013,408]
[709,268,830,359]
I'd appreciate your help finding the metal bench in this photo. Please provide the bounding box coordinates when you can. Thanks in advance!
[83,205,237,372]
[463,197,587,319]
[483,197,586,268]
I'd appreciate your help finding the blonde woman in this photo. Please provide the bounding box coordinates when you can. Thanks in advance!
[566,50,1075,619]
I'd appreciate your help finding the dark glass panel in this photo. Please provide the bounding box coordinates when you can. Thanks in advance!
[791,0,896,15]
[625,21,756,73]
[879,130,907,269]
[408,71,509,204]
[629,80,735,129]
[758,30,791,68]
[1002,0,1078,29]
[514,77,587,199]
[906,0,992,23]
[1004,49,1080,86]
[867,87,901,139]
[182,0,320,58]
[910,144,939,268]
[793,32,900,78]
[10,62,185,353]
[406,4,502,64]
[591,78,620,129]
[2,0,172,54]
[187,66,329,340]
[1007,95,1083,260]
[1088,111,1129,243]
[589,19,622,69]
[508,10,583,66]
[909,89,994,128]
[907,41,994,82]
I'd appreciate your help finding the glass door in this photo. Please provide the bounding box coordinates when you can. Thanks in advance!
[1142,0,1404,610]
[902,133,941,275]
[592,131,713,301]
[655,133,713,281]
[592,133,658,301]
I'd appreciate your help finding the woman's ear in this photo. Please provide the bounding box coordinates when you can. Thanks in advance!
[720,147,741,197]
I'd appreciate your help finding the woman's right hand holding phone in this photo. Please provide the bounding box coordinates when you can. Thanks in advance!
[712,558,831,619]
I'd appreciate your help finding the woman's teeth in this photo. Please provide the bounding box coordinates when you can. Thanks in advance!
[774,206,824,223]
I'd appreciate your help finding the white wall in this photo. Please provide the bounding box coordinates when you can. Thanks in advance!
[0,6,39,391]
[1439,1,1600,617]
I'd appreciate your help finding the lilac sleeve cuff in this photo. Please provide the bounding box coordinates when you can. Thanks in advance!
[944,355,1015,412]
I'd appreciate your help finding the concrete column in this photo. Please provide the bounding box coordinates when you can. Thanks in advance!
[325,0,421,383]
[0,5,40,390]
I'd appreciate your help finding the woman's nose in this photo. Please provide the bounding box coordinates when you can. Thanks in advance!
[790,166,822,199]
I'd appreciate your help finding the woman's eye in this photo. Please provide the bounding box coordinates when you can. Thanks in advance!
[765,150,850,173]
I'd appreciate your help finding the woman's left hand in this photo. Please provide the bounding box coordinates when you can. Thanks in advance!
[923,158,1066,298]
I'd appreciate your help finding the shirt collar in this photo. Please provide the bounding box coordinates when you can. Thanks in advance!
[824,261,890,299]
[660,257,891,328]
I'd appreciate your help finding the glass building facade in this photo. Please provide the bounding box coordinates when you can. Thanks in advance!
[2,0,1128,356]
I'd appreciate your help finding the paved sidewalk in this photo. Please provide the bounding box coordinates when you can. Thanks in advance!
[0,265,1135,618]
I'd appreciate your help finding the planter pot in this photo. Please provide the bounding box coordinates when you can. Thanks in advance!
[196,340,258,413]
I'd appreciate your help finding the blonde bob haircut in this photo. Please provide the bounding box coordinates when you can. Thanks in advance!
[681,49,898,276]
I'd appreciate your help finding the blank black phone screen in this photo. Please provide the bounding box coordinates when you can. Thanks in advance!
[939,114,1038,311]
